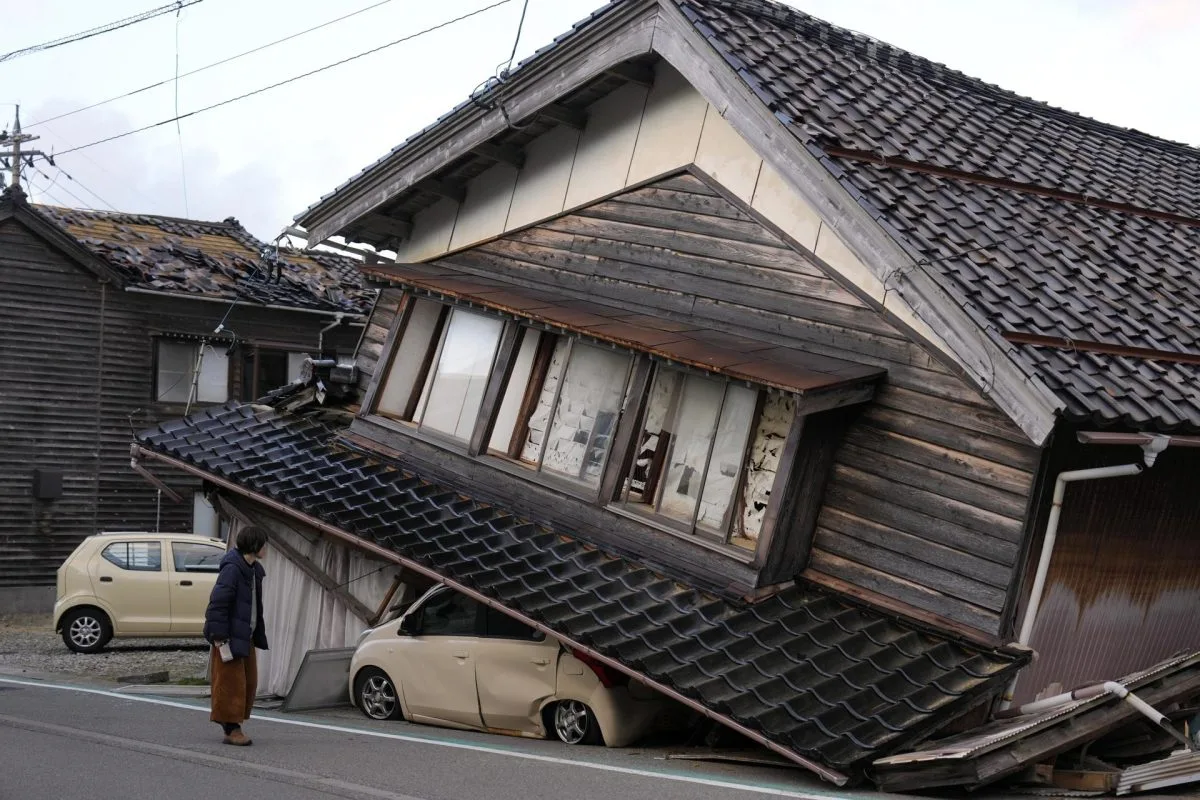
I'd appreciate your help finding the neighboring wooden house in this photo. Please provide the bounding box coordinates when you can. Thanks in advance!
[134,0,1200,786]
[0,187,373,610]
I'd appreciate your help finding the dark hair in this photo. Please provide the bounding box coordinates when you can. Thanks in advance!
[236,525,269,554]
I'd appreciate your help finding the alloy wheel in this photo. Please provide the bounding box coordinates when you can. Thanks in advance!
[361,675,398,720]
[69,616,102,649]
[554,700,590,744]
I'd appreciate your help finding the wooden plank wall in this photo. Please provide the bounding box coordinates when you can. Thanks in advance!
[368,171,1040,634]
[0,218,362,588]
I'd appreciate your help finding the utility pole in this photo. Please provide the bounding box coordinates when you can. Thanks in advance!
[0,105,47,190]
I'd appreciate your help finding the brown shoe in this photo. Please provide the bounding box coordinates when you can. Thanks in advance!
[222,729,253,746]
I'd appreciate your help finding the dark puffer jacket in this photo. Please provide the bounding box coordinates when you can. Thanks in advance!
[203,549,268,658]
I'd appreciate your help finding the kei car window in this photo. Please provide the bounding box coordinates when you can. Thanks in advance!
[484,606,545,641]
[171,542,224,573]
[101,541,162,572]
[418,590,478,636]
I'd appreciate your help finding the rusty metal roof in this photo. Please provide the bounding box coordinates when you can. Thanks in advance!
[34,205,373,315]
[362,260,883,396]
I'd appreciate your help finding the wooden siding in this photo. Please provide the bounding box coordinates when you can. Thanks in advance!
[369,171,1040,634]
[0,218,361,588]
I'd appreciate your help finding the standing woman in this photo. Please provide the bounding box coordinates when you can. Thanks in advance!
[204,525,270,746]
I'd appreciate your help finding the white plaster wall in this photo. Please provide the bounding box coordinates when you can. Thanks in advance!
[694,106,763,202]
[563,82,649,209]
[506,127,579,231]
[450,163,518,250]
[627,62,708,184]
[394,198,458,263]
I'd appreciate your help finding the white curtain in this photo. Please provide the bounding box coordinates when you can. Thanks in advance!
[256,523,401,697]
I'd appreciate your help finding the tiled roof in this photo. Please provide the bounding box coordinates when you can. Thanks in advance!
[680,0,1200,431]
[136,399,1026,782]
[363,261,884,394]
[34,205,373,315]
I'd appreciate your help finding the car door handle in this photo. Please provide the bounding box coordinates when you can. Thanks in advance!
[452,652,469,659]
[99,576,113,583]
[180,580,193,586]
[531,658,550,666]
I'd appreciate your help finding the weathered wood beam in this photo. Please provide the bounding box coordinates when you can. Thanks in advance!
[795,382,876,416]
[605,61,654,87]
[371,572,405,625]
[419,178,466,203]
[361,213,412,240]
[537,103,587,130]
[472,142,525,169]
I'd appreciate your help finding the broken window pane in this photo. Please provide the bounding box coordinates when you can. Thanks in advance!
[506,337,632,489]
[733,392,797,550]
[697,384,758,534]
[540,343,630,487]
[623,367,759,544]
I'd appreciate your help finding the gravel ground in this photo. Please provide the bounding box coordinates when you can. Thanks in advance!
[0,614,209,682]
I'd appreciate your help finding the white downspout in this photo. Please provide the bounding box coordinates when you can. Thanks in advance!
[1000,435,1170,709]
[1016,463,1144,647]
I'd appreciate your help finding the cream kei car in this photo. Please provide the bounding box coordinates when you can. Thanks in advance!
[350,584,665,746]
[53,532,226,653]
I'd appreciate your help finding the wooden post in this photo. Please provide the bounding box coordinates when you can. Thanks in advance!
[370,573,405,626]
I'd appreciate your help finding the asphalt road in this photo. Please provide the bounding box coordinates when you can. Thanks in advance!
[0,676,866,800]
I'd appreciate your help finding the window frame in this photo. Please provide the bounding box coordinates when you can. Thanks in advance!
[612,364,766,548]
[100,541,163,572]
[170,541,225,573]
[366,292,814,565]
[153,337,231,406]
[484,332,635,500]
[374,302,507,445]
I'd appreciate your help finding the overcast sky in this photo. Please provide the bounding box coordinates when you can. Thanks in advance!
[5,0,1199,242]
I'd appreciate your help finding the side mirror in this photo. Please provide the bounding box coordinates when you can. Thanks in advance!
[398,614,420,636]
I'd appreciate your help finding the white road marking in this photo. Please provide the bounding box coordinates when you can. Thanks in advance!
[0,676,857,799]
[0,713,426,800]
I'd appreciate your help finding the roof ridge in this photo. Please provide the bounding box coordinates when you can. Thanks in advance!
[690,0,1200,159]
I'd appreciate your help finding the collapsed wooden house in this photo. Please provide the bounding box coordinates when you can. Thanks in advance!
[132,0,1200,787]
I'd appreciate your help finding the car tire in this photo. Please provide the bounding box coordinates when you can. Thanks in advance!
[551,700,603,745]
[354,667,404,721]
[61,608,113,654]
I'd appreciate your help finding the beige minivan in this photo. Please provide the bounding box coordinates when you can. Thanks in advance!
[54,532,227,653]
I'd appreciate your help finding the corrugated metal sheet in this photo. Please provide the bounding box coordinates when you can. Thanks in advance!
[1016,452,1200,703]
[1118,750,1200,795]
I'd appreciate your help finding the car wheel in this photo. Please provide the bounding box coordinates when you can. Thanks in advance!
[552,700,603,745]
[61,608,112,654]
[354,667,403,721]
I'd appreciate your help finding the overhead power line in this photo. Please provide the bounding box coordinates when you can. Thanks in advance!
[0,0,205,65]
[29,0,399,129]
[56,0,514,157]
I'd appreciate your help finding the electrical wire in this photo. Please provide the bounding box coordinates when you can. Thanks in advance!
[54,0,515,157]
[174,4,191,217]
[28,0,400,129]
[36,120,161,209]
[1,0,205,64]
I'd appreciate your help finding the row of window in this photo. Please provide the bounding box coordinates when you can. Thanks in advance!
[155,340,310,404]
[376,300,797,552]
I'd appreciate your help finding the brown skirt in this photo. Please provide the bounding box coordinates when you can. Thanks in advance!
[209,646,257,724]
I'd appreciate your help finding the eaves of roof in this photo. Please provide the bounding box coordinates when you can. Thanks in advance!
[134,397,1028,785]
[294,0,653,244]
